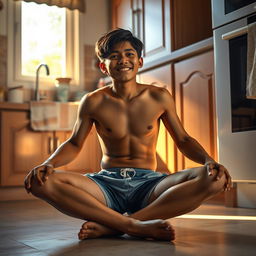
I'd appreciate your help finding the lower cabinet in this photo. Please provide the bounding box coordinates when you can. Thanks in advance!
[0,110,51,186]
[0,109,102,187]
[174,51,216,170]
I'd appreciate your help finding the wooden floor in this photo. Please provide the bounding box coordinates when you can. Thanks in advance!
[0,200,256,256]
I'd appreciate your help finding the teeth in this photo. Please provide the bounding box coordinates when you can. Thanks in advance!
[119,67,131,71]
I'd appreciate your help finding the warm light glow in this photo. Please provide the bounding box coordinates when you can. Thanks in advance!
[176,214,256,221]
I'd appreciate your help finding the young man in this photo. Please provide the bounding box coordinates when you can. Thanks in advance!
[24,29,232,241]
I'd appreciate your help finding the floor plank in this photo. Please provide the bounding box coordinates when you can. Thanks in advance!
[0,200,256,256]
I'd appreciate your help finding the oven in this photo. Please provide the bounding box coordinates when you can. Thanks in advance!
[212,0,256,182]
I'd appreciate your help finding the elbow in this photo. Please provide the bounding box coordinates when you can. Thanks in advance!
[176,135,192,149]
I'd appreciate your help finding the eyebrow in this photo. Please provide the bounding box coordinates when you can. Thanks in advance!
[110,48,136,54]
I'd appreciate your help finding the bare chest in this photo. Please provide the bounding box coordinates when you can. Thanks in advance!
[91,96,164,138]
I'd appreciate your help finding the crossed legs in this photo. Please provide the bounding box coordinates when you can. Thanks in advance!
[29,166,226,241]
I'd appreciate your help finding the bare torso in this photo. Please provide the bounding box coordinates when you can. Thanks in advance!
[86,84,166,170]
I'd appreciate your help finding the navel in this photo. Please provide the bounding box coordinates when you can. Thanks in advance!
[147,125,153,130]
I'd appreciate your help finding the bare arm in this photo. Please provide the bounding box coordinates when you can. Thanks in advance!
[44,96,94,168]
[160,88,213,165]
[24,94,94,191]
[160,88,231,189]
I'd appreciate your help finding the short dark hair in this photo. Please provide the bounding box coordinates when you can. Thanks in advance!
[95,28,144,61]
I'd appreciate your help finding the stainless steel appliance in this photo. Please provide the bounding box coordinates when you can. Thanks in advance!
[212,0,256,182]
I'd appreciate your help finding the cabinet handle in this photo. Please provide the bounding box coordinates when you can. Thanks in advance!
[132,9,142,40]
[48,137,54,154]
[54,137,61,149]
[221,24,251,40]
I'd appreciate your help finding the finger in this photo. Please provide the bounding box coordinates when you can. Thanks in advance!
[227,175,232,190]
[36,168,44,186]
[207,163,215,176]
[216,165,225,180]
[25,173,32,193]
[43,166,54,181]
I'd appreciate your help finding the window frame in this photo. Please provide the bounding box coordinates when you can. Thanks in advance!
[7,1,81,89]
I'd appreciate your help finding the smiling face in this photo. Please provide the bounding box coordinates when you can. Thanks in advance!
[100,41,143,83]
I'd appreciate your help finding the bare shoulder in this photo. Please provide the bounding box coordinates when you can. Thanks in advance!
[79,86,111,114]
[143,84,174,108]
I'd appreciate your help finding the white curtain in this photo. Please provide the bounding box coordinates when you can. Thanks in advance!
[14,0,85,12]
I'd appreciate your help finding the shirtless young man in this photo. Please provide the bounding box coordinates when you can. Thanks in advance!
[24,28,232,241]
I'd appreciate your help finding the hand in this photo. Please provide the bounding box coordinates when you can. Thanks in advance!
[205,161,232,191]
[24,163,54,193]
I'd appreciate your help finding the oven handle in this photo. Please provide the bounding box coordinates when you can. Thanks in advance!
[222,21,256,40]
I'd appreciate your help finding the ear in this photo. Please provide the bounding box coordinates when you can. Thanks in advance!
[138,57,143,68]
[99,62,109,75]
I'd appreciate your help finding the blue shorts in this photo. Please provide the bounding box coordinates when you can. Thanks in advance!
[84,168,168,214]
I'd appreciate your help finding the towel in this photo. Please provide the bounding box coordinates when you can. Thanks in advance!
[30,101,79,131]
[246,22,256,99]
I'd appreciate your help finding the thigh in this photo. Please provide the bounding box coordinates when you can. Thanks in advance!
[148,167,203,203]
[47,170,107,206]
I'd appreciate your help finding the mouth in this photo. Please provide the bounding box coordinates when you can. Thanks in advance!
[117,67,133,72]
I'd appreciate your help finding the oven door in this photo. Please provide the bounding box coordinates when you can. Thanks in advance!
[214,18,256,181]
[212,0,256,29]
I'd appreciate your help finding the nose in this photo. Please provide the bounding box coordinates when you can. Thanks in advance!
[117,54,129,64]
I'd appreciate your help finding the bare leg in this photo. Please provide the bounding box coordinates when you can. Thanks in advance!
[29,170,174,241]
[80,166,225,239]
[131,166,226,220]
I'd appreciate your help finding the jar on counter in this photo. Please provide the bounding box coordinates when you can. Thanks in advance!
[55,78,71,102]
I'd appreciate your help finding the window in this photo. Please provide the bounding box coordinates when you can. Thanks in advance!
[7,1,80,88]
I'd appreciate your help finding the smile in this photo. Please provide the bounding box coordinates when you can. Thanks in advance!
[117,67,133,72]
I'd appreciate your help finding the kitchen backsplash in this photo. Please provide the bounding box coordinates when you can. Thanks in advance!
[0,37,104,102]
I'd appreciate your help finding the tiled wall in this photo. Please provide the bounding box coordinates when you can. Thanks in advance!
[84,44,105,92]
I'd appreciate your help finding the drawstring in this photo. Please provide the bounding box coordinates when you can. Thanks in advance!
[120,168,136,178]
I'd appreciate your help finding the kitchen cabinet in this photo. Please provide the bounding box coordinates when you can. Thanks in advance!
[0,110,50,186]
[174,51,216,170]
[111,0,212,67]
[0,107,101,187]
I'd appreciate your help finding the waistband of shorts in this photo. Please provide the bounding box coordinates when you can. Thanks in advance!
[100,167,155,178]
[102,167,155,172]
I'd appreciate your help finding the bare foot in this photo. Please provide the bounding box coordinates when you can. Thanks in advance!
[128,219,175,241]
[78,221,123,240]
[78,219,175,241]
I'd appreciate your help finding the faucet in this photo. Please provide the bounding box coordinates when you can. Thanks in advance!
[35,64,50,101]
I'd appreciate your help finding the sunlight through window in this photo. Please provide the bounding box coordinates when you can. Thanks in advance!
[21,2,66,77]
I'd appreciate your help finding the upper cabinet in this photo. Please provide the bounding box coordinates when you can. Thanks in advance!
[111,0,212,67]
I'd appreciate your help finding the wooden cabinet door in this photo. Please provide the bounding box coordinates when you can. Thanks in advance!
[0,111,51,186]
[112,0,133,30]
[141,0,171,65]
[64,126,102,173]
[174,51,216,170]
[139,64,175,173]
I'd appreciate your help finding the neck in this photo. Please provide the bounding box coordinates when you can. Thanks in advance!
[111,79,138,100]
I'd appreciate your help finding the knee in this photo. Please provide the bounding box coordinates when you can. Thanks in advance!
[194,166,225,197]
[29,172,60,199]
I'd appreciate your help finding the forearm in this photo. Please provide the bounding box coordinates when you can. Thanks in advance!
[42,139,80,168]
[177,136,214,165]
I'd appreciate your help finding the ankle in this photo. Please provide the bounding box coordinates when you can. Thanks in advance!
[124,217,139,234]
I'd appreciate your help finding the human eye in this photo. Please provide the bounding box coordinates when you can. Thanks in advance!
[109,54,118,60]
[126,52,135,57]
